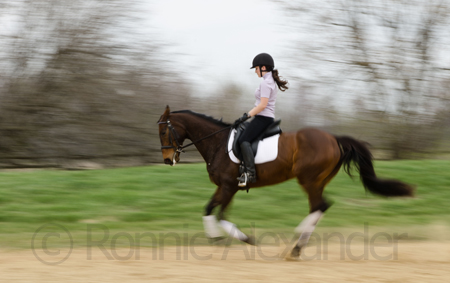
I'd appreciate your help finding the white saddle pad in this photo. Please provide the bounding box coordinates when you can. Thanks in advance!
[227,129,280,164]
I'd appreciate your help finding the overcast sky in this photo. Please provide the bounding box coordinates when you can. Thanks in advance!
[0,0,297,98]
[146,0,295,95]
[3,0,447,115]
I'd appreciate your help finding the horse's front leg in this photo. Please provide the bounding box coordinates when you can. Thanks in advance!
[203,187,225,239]
[217,184,256,245]
[202,184,255,245]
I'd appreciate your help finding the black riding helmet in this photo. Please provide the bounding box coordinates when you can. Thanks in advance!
[250,53,275,69]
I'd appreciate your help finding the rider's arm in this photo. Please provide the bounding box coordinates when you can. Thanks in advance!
[248,97,269,117]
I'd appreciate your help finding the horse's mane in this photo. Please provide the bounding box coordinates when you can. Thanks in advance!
[171,110,231,127]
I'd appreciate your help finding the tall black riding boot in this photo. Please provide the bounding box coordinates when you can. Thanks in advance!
[237,141,256,187]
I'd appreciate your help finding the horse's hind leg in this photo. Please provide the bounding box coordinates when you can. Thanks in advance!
[290,180,333,258]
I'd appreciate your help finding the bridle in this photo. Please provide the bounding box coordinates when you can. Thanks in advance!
[158,119,186,155]
[158,119,233,157]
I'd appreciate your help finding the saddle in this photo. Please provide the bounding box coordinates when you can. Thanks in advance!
[229,120,282,161]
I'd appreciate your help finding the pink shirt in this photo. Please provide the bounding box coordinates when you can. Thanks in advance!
[254,72,277,118]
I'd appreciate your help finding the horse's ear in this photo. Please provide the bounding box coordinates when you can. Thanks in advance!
[162,105,170,119]
[158,105,171,124]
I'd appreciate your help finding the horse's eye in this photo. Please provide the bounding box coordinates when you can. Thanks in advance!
[161,129,166,135]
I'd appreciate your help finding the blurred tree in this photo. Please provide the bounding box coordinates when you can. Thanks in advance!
[281,0,450,158]
[212,83,247,121]
[0,0,191,168]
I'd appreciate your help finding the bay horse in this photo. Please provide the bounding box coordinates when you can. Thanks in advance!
[157,106,414,259]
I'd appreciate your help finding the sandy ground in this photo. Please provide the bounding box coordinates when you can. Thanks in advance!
[1,241,449,282]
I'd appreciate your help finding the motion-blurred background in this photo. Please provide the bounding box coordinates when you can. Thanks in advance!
[1,0,450,169]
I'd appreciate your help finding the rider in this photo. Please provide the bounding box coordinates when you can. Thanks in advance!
[233,53,288,187]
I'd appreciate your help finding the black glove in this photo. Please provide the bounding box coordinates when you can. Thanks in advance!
[232,113,250,128]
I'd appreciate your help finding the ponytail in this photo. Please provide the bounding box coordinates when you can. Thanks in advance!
[271,69,288,92]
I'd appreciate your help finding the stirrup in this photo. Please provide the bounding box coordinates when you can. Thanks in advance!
[237,173,248,187]
[237,173,256,187]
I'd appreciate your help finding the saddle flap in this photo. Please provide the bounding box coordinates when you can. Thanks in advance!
[230,120,282,160]
[260,120,282,139]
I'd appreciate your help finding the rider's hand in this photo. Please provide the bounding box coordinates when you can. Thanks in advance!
[232,113,250,128]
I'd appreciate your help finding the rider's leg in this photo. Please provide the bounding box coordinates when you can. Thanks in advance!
[237,141,256,186]
[237,115,274,187]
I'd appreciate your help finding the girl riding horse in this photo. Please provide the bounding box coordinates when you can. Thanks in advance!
[233,53,288,187]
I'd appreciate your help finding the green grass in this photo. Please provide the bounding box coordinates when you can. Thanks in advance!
[0,160,450,248]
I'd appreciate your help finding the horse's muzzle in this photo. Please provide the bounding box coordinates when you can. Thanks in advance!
[164,158,173,165]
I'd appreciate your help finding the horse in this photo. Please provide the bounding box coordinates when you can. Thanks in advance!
[157,105,414,259]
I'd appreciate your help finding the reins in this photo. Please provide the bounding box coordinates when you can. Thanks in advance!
[158,119,232,153]
[181,125,232,150]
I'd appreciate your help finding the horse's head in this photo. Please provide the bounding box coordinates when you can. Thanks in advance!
[157,105,186,166]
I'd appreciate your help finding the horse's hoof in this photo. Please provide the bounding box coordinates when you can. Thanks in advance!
[243,235,257,246]
[290,246,301,258]
[285,255,301,261]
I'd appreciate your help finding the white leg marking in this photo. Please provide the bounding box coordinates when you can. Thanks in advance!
[295,210,323,234]
[219,220,248,241]
[202,215,224,238]
[295,210,323,248]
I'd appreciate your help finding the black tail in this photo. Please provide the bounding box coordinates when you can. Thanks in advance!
[335,136,414,197]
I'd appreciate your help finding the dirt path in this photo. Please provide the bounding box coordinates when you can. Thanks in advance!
[1,241,449,282]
